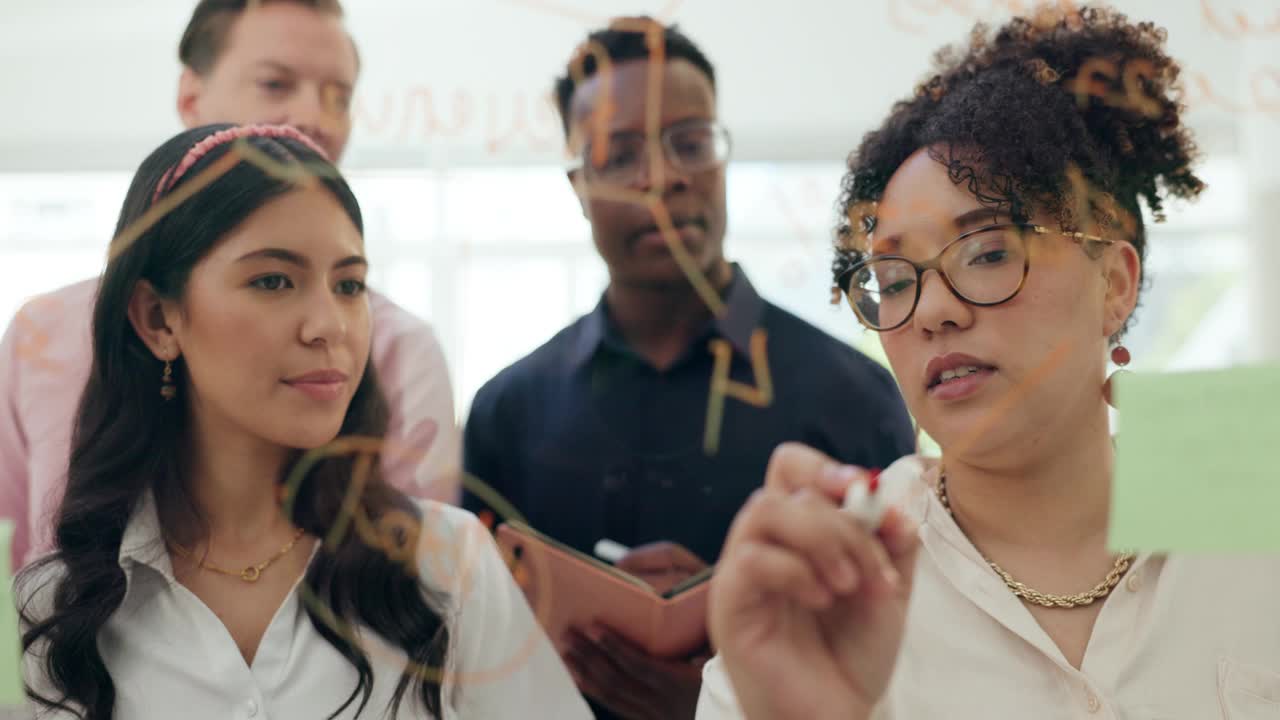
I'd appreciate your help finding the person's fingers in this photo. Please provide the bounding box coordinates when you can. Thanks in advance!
[596,626,704,685]
[574,626,658,688]
[562,647,589,690]
[565,657,649,720]
[730,486,888,598]
[577,673,651,720]
[593,628,667,685]
[875,507,922,593]
[764,442,871,503]
[664,543,709,572]
[615,544,674,573]
[563,631,652,717]
[594,627,649,664]
[618,542,708,574]
[716,539,837,610]
[844,512,904,598]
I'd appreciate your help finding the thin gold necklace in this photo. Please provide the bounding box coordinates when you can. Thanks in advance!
[169,527,307,583]
[936,474,1134,609]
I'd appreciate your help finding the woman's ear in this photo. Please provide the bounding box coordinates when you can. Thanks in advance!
[176,67,205,130]
[564,123,594,221]
[1102,240,1141,338]
[127,280,182,360]
[566,169,591,220]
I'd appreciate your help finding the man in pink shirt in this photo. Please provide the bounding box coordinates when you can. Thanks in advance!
[0,0,460,569]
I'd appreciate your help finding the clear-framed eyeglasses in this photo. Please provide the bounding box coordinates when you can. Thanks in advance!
[566,118,731,186]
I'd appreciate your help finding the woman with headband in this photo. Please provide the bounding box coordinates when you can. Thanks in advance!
[698,6,1280,719]
[15,124,592,720]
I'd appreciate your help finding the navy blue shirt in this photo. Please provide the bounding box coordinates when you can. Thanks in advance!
[463,266,914,564]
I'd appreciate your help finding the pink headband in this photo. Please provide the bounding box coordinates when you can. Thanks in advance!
[151,124,331,204]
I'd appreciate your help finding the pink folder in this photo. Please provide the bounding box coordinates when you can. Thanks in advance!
[495,522,711,659]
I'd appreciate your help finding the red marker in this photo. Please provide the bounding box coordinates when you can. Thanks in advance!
[842,457,925,530]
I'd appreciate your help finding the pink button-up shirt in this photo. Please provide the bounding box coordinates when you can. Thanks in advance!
[0,278,460,569]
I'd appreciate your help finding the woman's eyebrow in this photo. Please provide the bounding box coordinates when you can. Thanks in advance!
[234,248,367,270]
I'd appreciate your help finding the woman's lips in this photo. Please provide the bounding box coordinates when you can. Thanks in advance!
[282,370,348,401]
[283,379,347,401]
[927,367,996,401]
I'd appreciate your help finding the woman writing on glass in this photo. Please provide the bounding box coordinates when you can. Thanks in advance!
[698,6,1280,719]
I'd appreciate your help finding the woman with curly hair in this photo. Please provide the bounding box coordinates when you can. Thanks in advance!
[698,6,1280,719]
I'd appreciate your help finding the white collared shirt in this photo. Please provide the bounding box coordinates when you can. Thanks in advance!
[697,482,1280,719]
[17,495,592,720]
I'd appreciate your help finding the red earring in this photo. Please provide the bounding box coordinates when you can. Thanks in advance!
[1110,345,1131,367]
[1103,344,1131,408]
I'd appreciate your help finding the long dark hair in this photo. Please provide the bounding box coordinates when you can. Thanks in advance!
[16,124,450,720]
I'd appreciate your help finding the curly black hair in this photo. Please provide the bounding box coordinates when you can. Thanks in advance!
[833,4,1205,336]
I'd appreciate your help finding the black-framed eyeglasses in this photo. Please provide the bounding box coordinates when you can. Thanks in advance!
[837,223,1114,332]
[565,118,731,186]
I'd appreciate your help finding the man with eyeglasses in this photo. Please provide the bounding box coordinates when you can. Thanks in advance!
[462,18,915,719]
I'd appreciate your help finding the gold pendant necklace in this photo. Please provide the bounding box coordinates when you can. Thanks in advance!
[169,527,307,583]
[936,474,1134,609]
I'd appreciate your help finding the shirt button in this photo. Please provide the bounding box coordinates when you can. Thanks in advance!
[1086,692,1101,713]
[246,699,259,718]
[1126,572,1141,592]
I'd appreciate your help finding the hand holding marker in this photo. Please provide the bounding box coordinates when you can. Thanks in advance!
[842,455,928,531]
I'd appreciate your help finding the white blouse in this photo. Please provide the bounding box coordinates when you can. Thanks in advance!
[697,480,1280,719]
[18,494,592,720]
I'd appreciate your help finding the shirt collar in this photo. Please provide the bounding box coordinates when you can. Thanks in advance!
[568,263,765,369]
[118,490,177,584]
[914,460,1161,666]
[716,265,765,357]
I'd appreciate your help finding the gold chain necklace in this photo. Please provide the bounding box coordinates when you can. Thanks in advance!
[936,474,1134,609]
[169,527,307,583]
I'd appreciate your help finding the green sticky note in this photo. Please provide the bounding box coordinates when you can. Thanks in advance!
[0,520,22,706]
[0,521,21,706]
[1110,365,1280,553]
[0,517,21,702]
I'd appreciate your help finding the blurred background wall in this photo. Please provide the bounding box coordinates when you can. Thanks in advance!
[1,0,1274,417]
